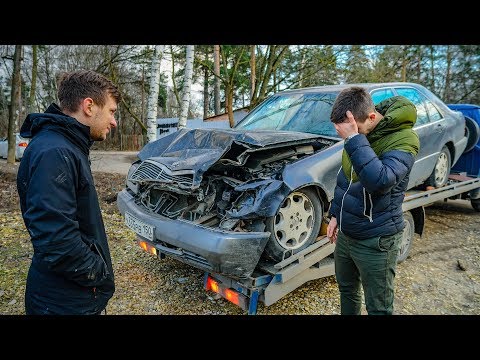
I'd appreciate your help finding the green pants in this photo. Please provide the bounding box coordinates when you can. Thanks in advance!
[334,230,402,315]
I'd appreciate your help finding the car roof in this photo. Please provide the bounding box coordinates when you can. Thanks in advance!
[278,82,425,95]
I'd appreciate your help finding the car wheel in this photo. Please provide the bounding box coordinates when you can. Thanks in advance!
[424,145,451,188]
[471,198,480,212]
[463,116,480,153]
[397,211,414,263]
[263,188,323,263]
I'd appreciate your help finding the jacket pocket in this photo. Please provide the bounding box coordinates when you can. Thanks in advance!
[83,235,110,276]
[92,243,110,276]
[377,234,396,252]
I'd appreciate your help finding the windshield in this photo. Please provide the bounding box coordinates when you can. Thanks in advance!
[235,92,339,138]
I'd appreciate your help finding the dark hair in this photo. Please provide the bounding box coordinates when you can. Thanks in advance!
[330,86,374,124]
[57,70,122,113]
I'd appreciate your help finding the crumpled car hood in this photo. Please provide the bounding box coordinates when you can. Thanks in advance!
[138,128,332,186]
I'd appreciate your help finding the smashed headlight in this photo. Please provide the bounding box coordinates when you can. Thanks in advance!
[126,160,141,194]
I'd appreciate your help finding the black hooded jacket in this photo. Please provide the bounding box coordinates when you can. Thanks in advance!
[17,103,115,315]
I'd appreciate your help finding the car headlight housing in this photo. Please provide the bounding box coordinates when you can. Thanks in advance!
[126,160,141,194]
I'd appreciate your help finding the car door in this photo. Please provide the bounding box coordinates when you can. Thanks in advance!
[394,87,446,188]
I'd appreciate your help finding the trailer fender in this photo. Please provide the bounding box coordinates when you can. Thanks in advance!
[409,206,425,236]
[470,187,480,200]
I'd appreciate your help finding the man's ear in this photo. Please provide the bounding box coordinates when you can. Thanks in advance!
[81,98,94,116]
[369,112,376,122]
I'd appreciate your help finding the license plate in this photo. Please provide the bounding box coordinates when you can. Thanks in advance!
[125,212,155,241]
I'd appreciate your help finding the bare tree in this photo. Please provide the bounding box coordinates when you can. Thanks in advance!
[27,45,38,114]
[250,45,256,102]
[178,45,194,129]
[250,45,289,108]
[214,45,221,115]
[203,47,209,119]
[7,45,22,164]
[146,45,165,143]
[444,45,452,102]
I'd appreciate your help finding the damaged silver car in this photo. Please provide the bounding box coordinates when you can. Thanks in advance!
[117,82,469,279]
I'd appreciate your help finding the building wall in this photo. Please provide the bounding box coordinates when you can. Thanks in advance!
[156,109,249,140]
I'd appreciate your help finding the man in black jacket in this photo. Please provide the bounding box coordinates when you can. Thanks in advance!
[327,87,419,315]
[17,70,121,315]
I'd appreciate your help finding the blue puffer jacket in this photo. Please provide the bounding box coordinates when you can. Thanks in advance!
[329,96,419,240]
[328,134,415,239]
[17,103,115,315]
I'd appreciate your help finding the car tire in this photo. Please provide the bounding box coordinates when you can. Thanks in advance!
[463,116,480,153]
[424,145,451,188]
[397,211,414,263]
[471,198,480,212]
[263,188,323,263]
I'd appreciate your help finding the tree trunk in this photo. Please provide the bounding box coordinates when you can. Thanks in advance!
[417,46,422,83]
[7,45,22,164]
[178,45,194,129]
[226,85,234,128]
[203,47,209,119]
[141,65,145,146]
[28,45,38,114]
[214,45,221,115]
[250,45,256,105]
[444,45,452,102]
[170,45,181,115]
[401,46,407,82]
[430,46,435,91]
[146,45,164,143]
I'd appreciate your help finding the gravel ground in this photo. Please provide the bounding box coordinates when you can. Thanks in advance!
[1,159,479,315]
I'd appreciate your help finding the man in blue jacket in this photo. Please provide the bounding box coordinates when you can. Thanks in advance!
[17,70,121,315]
[327,86,419,315]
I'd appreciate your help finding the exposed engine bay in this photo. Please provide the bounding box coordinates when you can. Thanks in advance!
[126,139,332,232]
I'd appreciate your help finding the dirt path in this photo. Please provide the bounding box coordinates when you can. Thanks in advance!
[393,199,480,314]
[1,157,479,315]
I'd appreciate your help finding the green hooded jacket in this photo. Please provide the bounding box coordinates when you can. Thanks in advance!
[342,95,420,182]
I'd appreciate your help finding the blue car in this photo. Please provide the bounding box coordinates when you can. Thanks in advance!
[447,103,480,211]
[117,82,471,279]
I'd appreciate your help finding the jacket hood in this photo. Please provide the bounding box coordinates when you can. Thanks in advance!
[20,103,93,154]
[371,96,417,141]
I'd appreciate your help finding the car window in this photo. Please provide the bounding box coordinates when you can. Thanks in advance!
[395,88,430,126]
[425,101,443,122]
[235,92,339,137]
[371,88,395,105]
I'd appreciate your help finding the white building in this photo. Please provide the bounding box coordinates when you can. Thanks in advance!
[156,108,249,140]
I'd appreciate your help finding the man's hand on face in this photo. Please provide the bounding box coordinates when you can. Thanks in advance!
[333,110,359,139]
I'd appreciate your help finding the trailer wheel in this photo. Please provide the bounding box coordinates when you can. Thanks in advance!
[263,188,323,262]
[471,198,480,212]
[424,146,451,188]
[397,211,414,263]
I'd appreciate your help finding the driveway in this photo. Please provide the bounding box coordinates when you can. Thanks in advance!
[89,150,138,175]
[0,150,138,176]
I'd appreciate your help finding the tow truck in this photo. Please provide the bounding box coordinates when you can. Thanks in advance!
[202,172,480,314]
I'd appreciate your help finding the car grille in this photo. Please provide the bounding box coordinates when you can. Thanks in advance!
[131,160,193,188]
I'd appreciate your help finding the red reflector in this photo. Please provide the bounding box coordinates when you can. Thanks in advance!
[138,240,157,256]
[205,275,245,308]
[224,288,240,306]
[18,142,28,147]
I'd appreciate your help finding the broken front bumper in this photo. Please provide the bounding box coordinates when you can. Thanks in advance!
[117,189,271,279]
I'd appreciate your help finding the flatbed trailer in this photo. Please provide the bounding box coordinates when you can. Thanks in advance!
[204,172,480,314]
